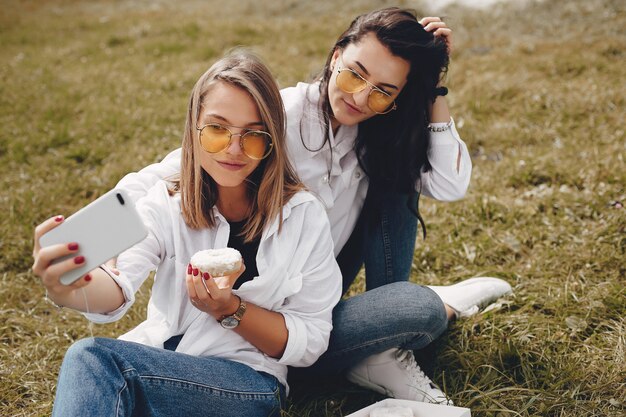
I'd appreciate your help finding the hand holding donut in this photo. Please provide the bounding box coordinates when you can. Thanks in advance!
[419,16,453,53]
[185,248,245,319]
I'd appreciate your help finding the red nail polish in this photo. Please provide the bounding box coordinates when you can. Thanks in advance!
[68,242,79,251]
[74,256,85,264]
[84,274,92,282]
[54,215,64,222]
[187,264,192,274]
[193,268,198,276]
[203,272,210,280]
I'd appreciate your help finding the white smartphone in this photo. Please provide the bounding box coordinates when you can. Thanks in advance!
[39,189,148,285]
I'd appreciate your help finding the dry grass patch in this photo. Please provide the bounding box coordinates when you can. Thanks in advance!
[1,0,624,416]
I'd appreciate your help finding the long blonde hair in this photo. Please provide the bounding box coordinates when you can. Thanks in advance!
[171,50,303,242]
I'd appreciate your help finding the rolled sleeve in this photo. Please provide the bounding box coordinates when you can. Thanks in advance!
[82,265,136,323]
[279,313,316,366]
[420,118,472,201]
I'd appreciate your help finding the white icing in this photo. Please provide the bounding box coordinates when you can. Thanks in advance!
[190,248,242,277]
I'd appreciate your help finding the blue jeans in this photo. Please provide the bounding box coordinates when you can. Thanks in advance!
[290,191,447,379]
[290,282,448,379]
[336,190,420,293]
[52,338,285,417]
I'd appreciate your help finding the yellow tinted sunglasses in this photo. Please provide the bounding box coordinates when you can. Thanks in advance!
[196,123,273,160]
[335,58,397,114]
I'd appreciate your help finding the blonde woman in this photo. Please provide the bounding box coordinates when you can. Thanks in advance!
[31,51,342,417]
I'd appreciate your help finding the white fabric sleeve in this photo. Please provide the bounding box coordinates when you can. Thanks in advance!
[275,200,342,367]
[419,118,472,201]
[80,264,137,323]
[82,184,169,323]
[115,148,182,204]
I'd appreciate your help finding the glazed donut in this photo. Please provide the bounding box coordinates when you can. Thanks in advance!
[190,248,242,277]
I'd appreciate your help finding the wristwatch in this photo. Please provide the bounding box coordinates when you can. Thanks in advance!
[219,297,247,329]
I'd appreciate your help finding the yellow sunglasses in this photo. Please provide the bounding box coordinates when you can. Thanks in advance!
[335,57,397,114]
[196,123,273,160]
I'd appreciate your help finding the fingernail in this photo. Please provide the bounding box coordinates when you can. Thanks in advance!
[68,242,79,251]
[84,274,92,282]
[55,215,64,222]
[74,256,85,264]
[187,264,192,274]
[203,272,210,280]
[193,268,198,276]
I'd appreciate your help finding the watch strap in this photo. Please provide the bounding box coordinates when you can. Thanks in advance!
[219,296,246,325]
[232,298,247,321]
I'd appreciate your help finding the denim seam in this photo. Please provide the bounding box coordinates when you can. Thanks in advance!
[116,379,128,417]
[138,375,277,399]
[326,330,435,360]
[269,385,283,417]
[380,211,393,283]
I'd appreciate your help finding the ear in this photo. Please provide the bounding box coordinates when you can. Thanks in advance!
[330,49,340,71]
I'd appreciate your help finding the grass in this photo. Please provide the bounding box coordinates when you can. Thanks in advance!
[1,0,624,415]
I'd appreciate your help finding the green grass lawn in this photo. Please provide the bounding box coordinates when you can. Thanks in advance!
[1,0,624,415]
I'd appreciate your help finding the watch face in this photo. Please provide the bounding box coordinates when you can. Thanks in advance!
[220,316,239,329]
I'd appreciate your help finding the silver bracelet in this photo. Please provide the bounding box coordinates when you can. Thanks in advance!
[428,119,453,132]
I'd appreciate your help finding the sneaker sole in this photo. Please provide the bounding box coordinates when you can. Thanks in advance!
[430,276,512,292]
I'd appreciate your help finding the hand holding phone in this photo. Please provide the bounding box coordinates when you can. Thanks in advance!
[38,189,148,285]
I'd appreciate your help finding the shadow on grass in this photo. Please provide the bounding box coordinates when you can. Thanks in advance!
[286,375,385,417]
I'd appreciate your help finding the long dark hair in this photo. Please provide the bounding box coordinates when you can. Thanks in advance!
[313,8,450,234]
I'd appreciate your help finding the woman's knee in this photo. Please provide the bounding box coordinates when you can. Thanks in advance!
[385,282,448,338]
[61,337,115,372]
[64,337,100,359]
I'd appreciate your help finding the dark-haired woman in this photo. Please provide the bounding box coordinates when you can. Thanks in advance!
[115,10,512,404]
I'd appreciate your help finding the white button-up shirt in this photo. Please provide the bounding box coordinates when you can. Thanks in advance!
[117,83,471,255]
[85,183,342,391]
[282,83,472,253]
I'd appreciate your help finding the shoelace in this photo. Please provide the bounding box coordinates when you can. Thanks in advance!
[394,349,434,390]
[394,349,449,404]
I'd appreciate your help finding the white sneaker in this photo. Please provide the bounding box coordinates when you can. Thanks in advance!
[346,348,453,405]
[428,277,513,318]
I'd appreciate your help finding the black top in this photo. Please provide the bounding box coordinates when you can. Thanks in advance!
[227,219,260,290]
